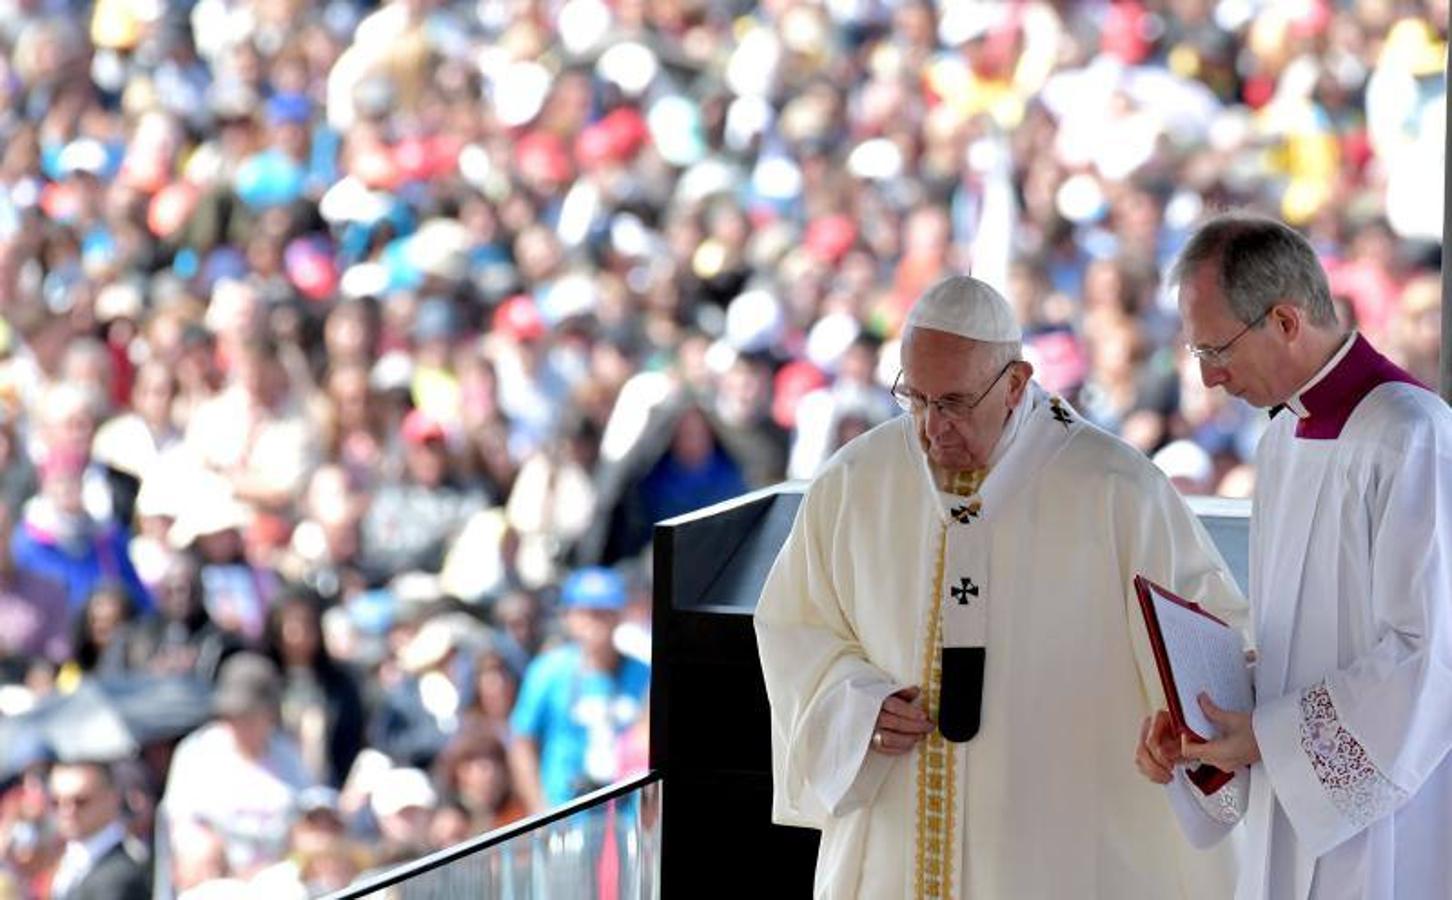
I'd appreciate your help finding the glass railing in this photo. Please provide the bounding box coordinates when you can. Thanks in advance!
[326,772,662,900]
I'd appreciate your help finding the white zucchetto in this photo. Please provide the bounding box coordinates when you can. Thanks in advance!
[905,275,1022,343]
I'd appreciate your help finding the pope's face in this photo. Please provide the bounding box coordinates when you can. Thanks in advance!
[900,327,1029,472]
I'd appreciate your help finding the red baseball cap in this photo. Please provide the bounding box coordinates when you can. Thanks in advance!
[401,409,447,446]
[516,131,573,186]
[491,294,547,343]
[804,215,857,263]
[771,360,828,430]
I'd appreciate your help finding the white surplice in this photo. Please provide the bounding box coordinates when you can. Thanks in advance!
[1164,335,1452,900]
[756,384,1245,899]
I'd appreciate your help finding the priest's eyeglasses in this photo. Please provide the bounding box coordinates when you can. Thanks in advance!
[892,363,1013,420]
[1185,308,1271,368]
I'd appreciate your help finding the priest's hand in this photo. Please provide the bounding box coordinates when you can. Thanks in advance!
[1181,693,1261,770]
[1135,709,1182,784]
[871,686,935,755]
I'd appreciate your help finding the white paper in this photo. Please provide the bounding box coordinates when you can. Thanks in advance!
[1151,585,1253,740]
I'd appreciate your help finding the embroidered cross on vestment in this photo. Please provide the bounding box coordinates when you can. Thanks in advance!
[1050,397,1073,427]
[950,500,981,524]
[950,577,980,605]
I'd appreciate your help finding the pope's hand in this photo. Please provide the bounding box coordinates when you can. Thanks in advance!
[871,686,935,755]
[1134,709,1182,784]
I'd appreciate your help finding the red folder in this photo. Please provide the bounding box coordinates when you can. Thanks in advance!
[1134,574,1235,796]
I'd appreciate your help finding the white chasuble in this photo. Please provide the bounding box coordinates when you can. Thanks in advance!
[756,384,1244,899]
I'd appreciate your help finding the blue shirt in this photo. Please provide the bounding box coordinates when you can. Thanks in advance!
[510,645,650,808]
[10,520,151,613]
[640,448,748,526]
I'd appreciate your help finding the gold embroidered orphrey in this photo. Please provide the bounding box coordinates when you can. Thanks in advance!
[914,467,984,899]
[915,523,955,900]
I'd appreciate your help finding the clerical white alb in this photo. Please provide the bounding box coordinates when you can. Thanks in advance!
[756,383,1245,899]
[1165,334,1452,900]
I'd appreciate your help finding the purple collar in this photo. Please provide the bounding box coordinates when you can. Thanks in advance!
[1293,334,1427,440]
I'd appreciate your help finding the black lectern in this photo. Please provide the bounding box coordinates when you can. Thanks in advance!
[651,484,816,896]
[650,484,1249,897]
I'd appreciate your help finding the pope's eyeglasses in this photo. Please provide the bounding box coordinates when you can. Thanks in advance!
[891,362,1013,420]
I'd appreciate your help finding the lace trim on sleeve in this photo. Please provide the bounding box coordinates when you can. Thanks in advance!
[1207,777,1245,824]
[1299,682,1407,827]
[1186,769,1246,825]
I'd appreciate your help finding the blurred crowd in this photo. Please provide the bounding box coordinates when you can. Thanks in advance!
[0,0,1445,896]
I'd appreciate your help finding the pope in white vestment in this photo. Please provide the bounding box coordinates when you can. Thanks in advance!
[756,277,1245,900]
[1163,333,1452,900]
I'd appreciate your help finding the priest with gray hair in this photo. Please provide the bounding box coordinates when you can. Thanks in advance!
[755,274,1246,899]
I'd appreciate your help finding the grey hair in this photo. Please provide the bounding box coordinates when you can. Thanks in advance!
[983,339,1023,370]
[900,328,1022,376]
[1170,212,1336,327]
